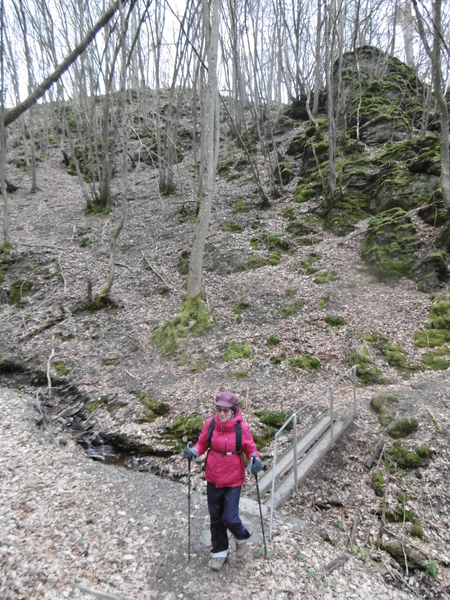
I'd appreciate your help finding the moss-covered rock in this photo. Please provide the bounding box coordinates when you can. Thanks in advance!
[255,410,289,428]
[388,418,418,439]
[370,394,400,427]
[325,314,345,327]
[348,347,384,385]
[412,252,448,293]
[288,354,321,370]
[384,541,427,570]
[361,208,421,280]
[435,221,450,253]
[387,441,422,468]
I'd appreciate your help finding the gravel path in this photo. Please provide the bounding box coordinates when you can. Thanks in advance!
[2,386,439,600]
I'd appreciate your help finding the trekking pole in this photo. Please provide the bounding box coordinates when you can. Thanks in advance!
[254,471,267,559]
[187,442,192,562]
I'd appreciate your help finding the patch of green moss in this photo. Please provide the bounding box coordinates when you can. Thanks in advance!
[255,410,289,428]
[372,472,385,497]
[301,253,322,274]
[266,335,280,347]
[414,329,450,348]
[282,207,296,220]
[235,196,251,213]
[423,346,450,370]
[233,300,250,316]
[427,294,450,330]
[250,238,258,250]
[325,314,345,327]
[52,361,70,376]
[223,341,252,361]
[388,418,418,439]
[348,347,384,385]
[150,294,214,357]
[412,523,425,540]
[9,280,34,306]
[293,184,316,203]
[137,394,170,423]
[415,444,431,459]
[234,371,247,379]
[278,299,305,318]
[85,399,105,414]
[387,441,422,469]
[269,250,282,265]
[221,222,243,233]
[317,296,330,310]
[167,413,205,451]
[314,271,339,284]
[263,235,290,251]
[361,208,421,280]
[288,354,321,370]
[285,288,297,298]
[238,255,266,271]
[286,221,316,237]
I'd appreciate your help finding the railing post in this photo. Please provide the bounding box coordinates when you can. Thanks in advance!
[330,385,334,448]
[353,365,357,417]
[293,414,298,494]
[269,436,278,541]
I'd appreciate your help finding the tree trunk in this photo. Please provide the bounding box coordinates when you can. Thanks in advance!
[187,0,221,299]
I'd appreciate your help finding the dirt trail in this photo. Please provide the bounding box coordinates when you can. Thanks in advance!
[2,382,449,600]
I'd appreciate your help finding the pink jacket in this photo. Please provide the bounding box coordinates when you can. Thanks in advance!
[195,409,259,488]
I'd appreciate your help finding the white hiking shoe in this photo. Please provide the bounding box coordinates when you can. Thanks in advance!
[208,556,227,571]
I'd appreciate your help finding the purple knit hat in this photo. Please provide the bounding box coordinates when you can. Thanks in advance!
[215,391,239,411]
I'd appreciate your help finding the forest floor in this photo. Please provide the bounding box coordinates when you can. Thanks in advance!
[0,110,450,599]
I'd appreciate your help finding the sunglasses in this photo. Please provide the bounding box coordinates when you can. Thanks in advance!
[217,407,232,413]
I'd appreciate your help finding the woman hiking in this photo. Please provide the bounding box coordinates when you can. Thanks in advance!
[183,391,263,571]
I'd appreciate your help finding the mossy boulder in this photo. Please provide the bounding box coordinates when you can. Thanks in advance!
[388,418,418,439]
[384,541,427,570]
[387,441,423,468]
[361,208,421,280]
[412,252,448,293]
[255,410,289,428]
[370,394,400,427]
[435,221,450,253]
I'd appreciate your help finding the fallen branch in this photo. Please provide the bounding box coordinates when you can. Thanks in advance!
[141,251,174,288]
[366,439,385,469]
[74,585,134,600]
[27,312,65,338]
[380,558,418,597]
[317,553,350,580]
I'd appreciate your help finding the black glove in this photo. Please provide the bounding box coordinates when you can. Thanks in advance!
[250,452,263,475]
[183,446,198,460]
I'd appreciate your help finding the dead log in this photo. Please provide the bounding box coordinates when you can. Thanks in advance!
[317,553,350,580]
[365,439,385,469]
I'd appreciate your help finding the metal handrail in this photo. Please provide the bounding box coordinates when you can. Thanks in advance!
[268,365,357,539]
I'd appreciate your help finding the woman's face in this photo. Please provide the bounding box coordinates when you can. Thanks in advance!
[217,406,233,422]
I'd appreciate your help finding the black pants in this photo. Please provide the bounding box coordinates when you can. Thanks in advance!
[207,482,251,554]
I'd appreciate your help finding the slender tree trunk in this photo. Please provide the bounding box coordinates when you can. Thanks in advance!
[187,0,221,299]
[96,2,128,306]
[313,0,322,116]
[0,0,9,246]
[412,0,450,208]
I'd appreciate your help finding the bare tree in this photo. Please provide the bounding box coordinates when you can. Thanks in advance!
[187,0,222,300]
[412,0,450,208]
